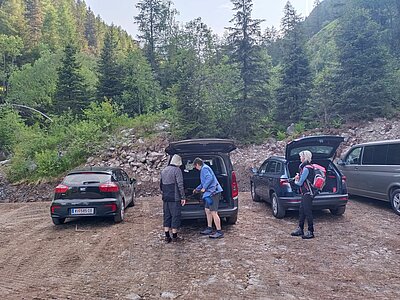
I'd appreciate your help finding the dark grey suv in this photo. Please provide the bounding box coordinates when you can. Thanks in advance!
[165,139,239,224]
[50,167,136,225]
[250,136,348,218]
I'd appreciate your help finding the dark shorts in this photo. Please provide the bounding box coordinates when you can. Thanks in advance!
[163,201,182,229]
[204,193,221,212]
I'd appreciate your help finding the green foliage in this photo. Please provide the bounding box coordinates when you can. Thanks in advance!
[7,50,60,108]
[6,101,127,182]
[276,130,286,141]
[275,2,312,127]
[120,48,164,116]
[0,106,26,152]
[54,44,88,114]
[97,27,123,101]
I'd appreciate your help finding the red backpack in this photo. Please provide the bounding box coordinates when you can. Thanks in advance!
[305,164,326,191]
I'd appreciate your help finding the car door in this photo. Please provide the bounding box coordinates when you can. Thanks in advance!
[264,160,279,202]
[120,170,133,202]
[254,161,268,199]
[340,146,363,195]
[258,161,272,200]
[114,170,127,204]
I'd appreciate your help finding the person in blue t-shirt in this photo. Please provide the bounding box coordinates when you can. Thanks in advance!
[193,157,224,239]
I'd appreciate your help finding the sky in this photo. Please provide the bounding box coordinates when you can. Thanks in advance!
[84,0,315,37]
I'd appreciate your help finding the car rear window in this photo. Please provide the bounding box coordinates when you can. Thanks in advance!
[290,146,334,158]
[63,173,111,185]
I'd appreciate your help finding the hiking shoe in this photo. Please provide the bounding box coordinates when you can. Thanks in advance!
[302,231,315,239]
[209,231,224,239]
[172,236,184,243]
[200,227,213,235]
[291,227,304,237]
[164,236,172,243]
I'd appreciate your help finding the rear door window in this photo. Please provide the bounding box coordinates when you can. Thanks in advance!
[362,145,389,165]
[63,173,111,185]
[387,143,400,165]
[266,161,277,173]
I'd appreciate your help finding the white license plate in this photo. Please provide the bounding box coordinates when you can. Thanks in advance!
[70,208,95,215]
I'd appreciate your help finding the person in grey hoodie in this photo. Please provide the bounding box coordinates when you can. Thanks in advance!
[160,154,186,243]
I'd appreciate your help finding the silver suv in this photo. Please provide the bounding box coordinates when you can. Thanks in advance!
[337,139,400,215]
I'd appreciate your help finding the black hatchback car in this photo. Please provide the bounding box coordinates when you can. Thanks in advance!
[50,167,136,225]
[165,139,239,224]
[250,136,348,218]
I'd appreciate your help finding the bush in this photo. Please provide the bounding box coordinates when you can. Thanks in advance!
[6,101,129,182]
[0,107,27,152]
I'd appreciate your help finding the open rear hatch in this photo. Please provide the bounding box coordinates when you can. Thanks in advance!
[286,135,344,161]
[166,139,236,155]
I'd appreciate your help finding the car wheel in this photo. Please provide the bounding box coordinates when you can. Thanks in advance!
[330,206,346,216]
[226,213,238,225]
[271,193,285,219]
[52,217,66,225]
[251,183,261,202]
[127,190,135,207]
[114,201,125,223]
[390,189,400,216]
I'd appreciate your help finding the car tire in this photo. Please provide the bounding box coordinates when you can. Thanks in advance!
[330,206,346,216]
[390,189,400,216]
[226,213,238,225]
[251,183,261,202]
[127,190,135,207]
[52,217,66,225]
[271,193,285,219]
[114,201,125,223]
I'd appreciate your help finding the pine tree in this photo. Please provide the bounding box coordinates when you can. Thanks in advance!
[275,2,311,126]
[56,0,77,48]
[334,7,391,120]
[97,26,123,101]
[41,1,60,51]
[25,0,43,47]
[54,44,87,114]
[134,0,177,72]
[227,0,271,140]
[121,48,163,116]
[84,7,97,50]
[0,0,28,38]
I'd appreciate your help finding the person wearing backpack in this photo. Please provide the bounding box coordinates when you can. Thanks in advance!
[291,150,315,239]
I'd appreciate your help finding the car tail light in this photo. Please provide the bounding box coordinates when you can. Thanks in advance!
[51,205,61,213]
[231,171,239,198]
[280,179,290,188]
[55,184,69,193]
[104,203,117,212]
[341,175,347,182]
[99,182,119,193]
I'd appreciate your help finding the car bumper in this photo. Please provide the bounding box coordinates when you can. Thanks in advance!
[50,198,121,218]
[280,194,348,210]
[180,197,238,220]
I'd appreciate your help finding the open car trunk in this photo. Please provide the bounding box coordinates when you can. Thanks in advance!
[287,160,341,194]
[180,155,232,211]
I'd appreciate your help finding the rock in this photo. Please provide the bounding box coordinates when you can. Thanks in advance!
[286,123,296,135]
[160,291,176,299]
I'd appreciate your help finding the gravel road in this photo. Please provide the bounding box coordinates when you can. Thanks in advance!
[0,193,399,299]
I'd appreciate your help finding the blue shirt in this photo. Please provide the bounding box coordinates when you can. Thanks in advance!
[196,164,223,198]
[295,167,309,186]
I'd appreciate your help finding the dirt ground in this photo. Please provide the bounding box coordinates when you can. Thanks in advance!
[0,192,399,300]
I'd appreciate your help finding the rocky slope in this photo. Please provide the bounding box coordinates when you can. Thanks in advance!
[0,117,399,203]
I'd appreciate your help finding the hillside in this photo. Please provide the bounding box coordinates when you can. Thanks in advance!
[1,117,399,203]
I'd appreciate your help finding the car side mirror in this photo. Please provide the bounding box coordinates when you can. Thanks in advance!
[130,178,137,184]
[337,159,345,166]
[251,167,258,174]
